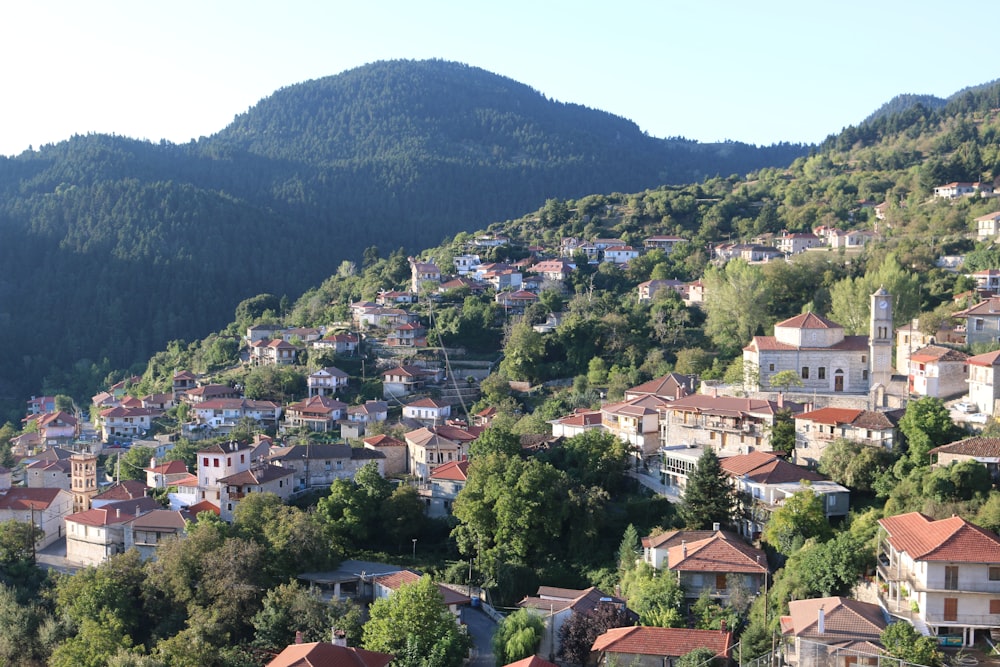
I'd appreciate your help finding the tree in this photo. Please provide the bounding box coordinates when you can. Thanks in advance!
[491,608,545,667]
[762,488,832,555]
[619,563,684,628]
[898,397,961,466]
[118,446,154,482]
[680,449,734,530]
[362,575,472,667]
[677,647,723,667]
[468,426,521,458]
[251,581,362,651]
[702,259,768,354]
[818,440,894,493]
[768,409,796,456]
[500,320,546,383]
[768,369,803,393]
[557,603,633,666]
[617,524,639,573]
[880,621,943,667]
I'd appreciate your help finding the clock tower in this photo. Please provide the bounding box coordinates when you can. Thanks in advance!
[869,287,893,388]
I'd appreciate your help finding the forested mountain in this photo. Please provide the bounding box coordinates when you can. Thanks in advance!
[0,59,807,414]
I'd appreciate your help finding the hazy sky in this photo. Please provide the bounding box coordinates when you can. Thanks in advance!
[1,1,996,157]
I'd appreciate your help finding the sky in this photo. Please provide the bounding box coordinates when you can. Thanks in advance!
[1,1,997,157]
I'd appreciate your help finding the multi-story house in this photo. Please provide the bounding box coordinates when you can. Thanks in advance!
[191,398,281,434]
[601,394,670,458]
[381,365,443,398]
[404,426,472,480]
[402,397,451,424]
[124,509,190,560]
[386,322,428,347]
[64,497,161,566]
[658,393,802,454]
[409,259,441,291]
[363,434,408,476]
[967,349,1000,415]
[895,318,966,375]
[196,440,266,504]
[641,529,769,601]
[495,290,538,313]
[424,460,468,517]
[25,458,71,490]
[602,245,640,264]
[907,345,969,398]
[248,338,297,366]
[98,406,160,441]
[928,437,1000,483]
[307,366,350,397]
[0,487,73,549]
[876,512,1000,646]
[643,235,685,253]
[269,443,385,492]
[592,626,732,667]
[311,332,359,355]
[933,182,994,199]
[218,463,295,521]
[347,400,388,425]
[283,395,347,432]
[636,279,686,302]
[976,212,1000,239]
[776,231,822,256]
[720,451,849,539]
[793,407,903,467]
[957,298,1000,347]
[452,254,481,275]
[518,586,631,661]
[781,596,887,667]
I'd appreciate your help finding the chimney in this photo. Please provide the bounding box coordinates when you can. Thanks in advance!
[116,508,121,518]
[332,629,347,647]
[817,606,825,635]
[713,522,721,532]
[681,541,687,558]
[150,457,157,470]
[720,619,727,633]
[295,630,303,644]
[777,392,784,408]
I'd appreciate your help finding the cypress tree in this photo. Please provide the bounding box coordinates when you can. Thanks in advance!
[680,449,735,529]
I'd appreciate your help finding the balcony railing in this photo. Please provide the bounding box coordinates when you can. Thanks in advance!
[878,561,1000,594]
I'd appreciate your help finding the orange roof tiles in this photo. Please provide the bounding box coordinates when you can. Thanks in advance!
[667,532,769,574]
[878,512,1000,563]
[592,626,731,658]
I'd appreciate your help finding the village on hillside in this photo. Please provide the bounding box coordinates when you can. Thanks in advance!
[6,181,1000,666]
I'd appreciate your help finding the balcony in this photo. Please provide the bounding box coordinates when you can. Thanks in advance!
[878,560,1000,595]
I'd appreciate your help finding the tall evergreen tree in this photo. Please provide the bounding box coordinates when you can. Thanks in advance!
[680,449,735,529]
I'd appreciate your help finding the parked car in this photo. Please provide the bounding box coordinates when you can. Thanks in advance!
[955,402,977,414]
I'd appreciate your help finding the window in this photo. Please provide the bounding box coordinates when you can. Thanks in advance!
[990,566,1000,581]
[768,364,775,372]
[801,367,809,379]
[861,355,867,363]
[203,457,209,467]
[213,458,219,468]
[862,370,869,380]
[991,600,1000,615]
[976,318,985,332]
[945,566,959,590]
[818,367,826,380]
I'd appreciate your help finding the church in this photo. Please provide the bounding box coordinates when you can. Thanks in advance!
[742,289,893,394]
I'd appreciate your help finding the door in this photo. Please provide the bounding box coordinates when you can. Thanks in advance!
[834,371,844,392]
[715,574,727,592]
[944,597,958,622]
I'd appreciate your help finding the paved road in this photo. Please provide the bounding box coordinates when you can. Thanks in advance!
[462,606,497,667]
[36,536,81,575]
[628,469,682,502]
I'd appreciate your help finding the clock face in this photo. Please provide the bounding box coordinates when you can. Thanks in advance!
[878,301,888,310]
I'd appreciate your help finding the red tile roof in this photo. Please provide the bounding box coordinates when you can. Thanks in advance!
[746,335,869,352]
[503,656,558,667]
[720,452,826,485]
[372,570,471,606]
[775,312,841,330]
[363,434,406,448]
[794,407,864,425]
[929,436,1000,458]
[430,460,469,482]
[967,349,1000,367]
[267,641,394,667]
[405,397,450,409]
[783,596,886,647]
[878,512,1000,563]
[0,487,66,510]
[188,499,220,516]
[146,459,188,475]
[667,532,769,574]
[93,480,148,501]
[592,626,731,658]
[909,345,968,363]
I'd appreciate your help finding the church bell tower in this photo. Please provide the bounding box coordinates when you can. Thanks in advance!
[869,287,893,389]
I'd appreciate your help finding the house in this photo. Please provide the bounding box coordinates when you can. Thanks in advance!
[181,383,240,404]
[591,626,732,667]
[518,586,632,661]
[957,298,1000,347]
[602,245,640,264]
[0,487,73,548]
[658,444,733,495]
[386,322,428,347]
[372,570,470,619]
[246,324,279,345]
[363,434,408,476]
[976,212,1000,239]
[896,318,966,375]
[90,480,149,509]
[312,332,359,355]
[438,276,485,294]
[166,473,200,510]
[495,290,539,313]
[601,394,672,458]
[196,440,265,504]
[284,395,348,432]
[876,511,1000,646]
[144,458,189,489]
[191,398,282,433]
[425,460,468,517]
[968,349,1000,416]
[219,463,295,521]
[793,407,903,467]
[658,393,804,455]
[720,451,849,539]
[684,279,705,305]
[269,443,386,491]
[141,393,174,411]
[402,397,452,424]
[643,235,685,253]
[969,269,1000,295]
[172,370,198,398]
[409,258,441,291]
[25,458,71,490]
[907,345,969,398]
[776,232,822,255]
[404,426,470,480]
[549,409,603,439]
[482,268,523,292]
[934,182,993,199]
[347,400,389,424]
[282,327,322,344]
[376,290,418,306]
[625,373,698,401]
[826,229,875,249]
[248,338,297,366]
[64,497,161,565]
[531,258,576,282]
[744,290,894,394]
[308,366,350,397]
[636,279,686,302]
[381,365,443,398]
[503,657,557,667]
[928,437,1000,482]
[473,233,509,247]
[453,254,482,275]
[781,596,887,667]
[97,406,160,441]
[658,530,769,600]
[35,411,79,445]
[267,641,393,667]
[123,509,190,560]
[26,395,56,416]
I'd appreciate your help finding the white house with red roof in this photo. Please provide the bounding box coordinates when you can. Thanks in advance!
[600,394,671,458]
[248,338,297,366]
[876,512,1000,645]
[518,586,632,660]
[793,406,904,467]
[776,231,822,255]
[386,322,428,347]
[591,626,732,667]
[907,345,969,399]
[0,487,73,548]
[402,397,452,424]
[219,463,295,521]
[144,458,189,489]
[284,395,348,432]
[967,349,1000,416]
[308,366,350,397]
[636,278,686,302]
[602,245,640,264]
[404,426,472,480]
[495,290,538,313]
[64,497,161,565]
[976,212,1000,239]
[934,181,993,199]
[531,258,576,282]
[197,440,265,504]
[409,258,441,291]
[97,406,161,441]
[381,365,443,398]
[549,409,603,439]
[748,289,895,395]
[312,332,359,355]
[191,398,281,433]
[660,530,769,600]
[426,460,469,517]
